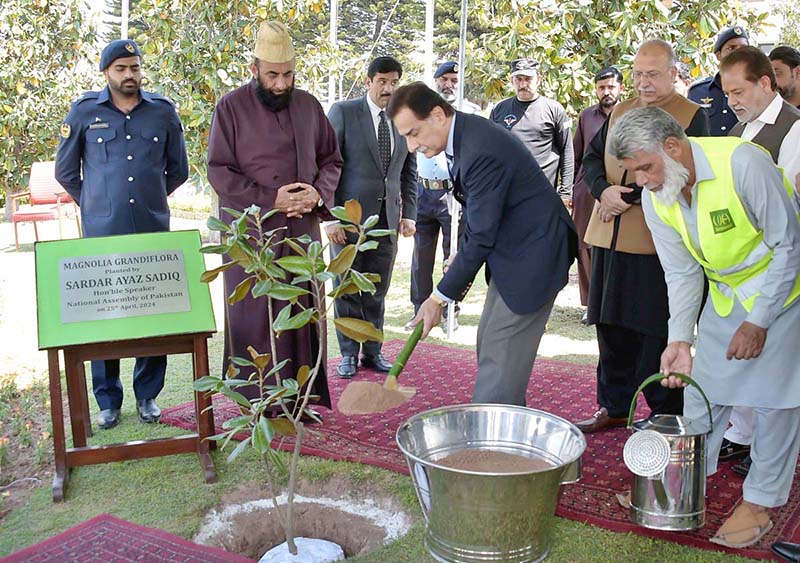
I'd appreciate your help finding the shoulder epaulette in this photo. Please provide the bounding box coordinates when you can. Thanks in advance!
[74,91,100,105]
[148,92,176,105]
[688,76,712,91]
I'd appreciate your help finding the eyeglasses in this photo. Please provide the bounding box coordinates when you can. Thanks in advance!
[632,70,664,81]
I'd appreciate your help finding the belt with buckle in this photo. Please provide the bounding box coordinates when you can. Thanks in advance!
[421,178,451,190]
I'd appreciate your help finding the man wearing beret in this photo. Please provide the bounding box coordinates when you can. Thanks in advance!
[688,25,749,136]
[207,22,342,409]
[407,61,480,331]
[55,39,189,430]
[491,58,574,206]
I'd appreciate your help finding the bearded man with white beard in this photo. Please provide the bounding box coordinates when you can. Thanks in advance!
[610,105,800,549]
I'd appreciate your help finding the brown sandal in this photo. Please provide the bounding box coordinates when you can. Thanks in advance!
[710,503,773,548]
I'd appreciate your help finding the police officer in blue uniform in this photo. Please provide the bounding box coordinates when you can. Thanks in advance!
[407,61,479,330]
[688,25,749,136]
[55,39,189,429]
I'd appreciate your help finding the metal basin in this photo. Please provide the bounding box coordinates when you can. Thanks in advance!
[396,404,586,563]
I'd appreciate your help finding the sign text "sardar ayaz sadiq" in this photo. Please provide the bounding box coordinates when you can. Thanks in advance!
[60,250,191,324]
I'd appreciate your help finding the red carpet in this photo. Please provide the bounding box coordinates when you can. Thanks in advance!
[161,340,799,560]
[0,513,254,563]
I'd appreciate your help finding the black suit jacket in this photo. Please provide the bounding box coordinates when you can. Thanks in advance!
[327,96,417,227]
[439,112,578,315]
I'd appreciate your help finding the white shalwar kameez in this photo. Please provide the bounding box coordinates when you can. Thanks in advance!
[642,141,800,508]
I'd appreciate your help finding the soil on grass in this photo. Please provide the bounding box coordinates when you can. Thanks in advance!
[337,381,410,415]
[206,476,409,560]
[0,377,54,523]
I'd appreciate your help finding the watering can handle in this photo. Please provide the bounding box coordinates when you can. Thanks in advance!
[627,373,713,431]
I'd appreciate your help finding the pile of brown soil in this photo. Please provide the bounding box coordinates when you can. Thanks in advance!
[337,381,410,415]
[436,449,555,473]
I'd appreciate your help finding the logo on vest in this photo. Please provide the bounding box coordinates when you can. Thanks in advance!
[710,209,735,234]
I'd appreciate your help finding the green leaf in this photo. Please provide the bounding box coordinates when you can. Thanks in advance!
[363,215,379,229]
[220,207,244,219]
[228,277,253,304]
[207,216,230,232]
[367,229,394,238]
[329,206,352,223]
[226,436,252,463]
[199,244,230,255]
[252,418,270,453]
[351,270,376,293]
[222,414,252,430]
[220,386,253,409]
[334,317,384,343]
[200,262,234,283]
[252,279,274,298]
[273,306,315,332]
[193,375,222,392]
[283,238,308,257]
[268,282,310,301]
[358,240,379,252]
[328,280,360,299]
[327,244,357,275]
[276,255,313,276]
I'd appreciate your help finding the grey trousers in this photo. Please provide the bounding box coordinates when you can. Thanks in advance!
[473,280,556,406]
[685,387,800,508]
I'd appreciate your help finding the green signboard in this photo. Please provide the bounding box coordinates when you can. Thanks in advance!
[36,230,216,349]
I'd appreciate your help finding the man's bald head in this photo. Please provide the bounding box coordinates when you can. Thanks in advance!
[637,39,678,67]
[633,39,678,105]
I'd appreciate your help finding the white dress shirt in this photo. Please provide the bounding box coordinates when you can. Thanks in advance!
[740,93,800,191]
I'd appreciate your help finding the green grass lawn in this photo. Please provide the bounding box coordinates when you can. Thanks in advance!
[0,252,761,562]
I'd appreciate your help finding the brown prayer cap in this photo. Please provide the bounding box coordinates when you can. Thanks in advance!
[254,21,295,63]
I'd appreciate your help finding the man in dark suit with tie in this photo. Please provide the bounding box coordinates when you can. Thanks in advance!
[388,82,577,405]
[326,57,418,378]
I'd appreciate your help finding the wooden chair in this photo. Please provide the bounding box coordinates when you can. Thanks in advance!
[10,161,82,250]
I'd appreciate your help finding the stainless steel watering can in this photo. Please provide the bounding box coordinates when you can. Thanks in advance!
[623,373,713,531]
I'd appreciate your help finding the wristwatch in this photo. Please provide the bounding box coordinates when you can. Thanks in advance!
[430,294,447,308]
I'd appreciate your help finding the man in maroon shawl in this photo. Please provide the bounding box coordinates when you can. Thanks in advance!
[571,66,624,323]
[207,21,342,408]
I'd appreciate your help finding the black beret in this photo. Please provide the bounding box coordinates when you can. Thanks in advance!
[434,61,458,78]
[510,58,539,76]
[99,39,141,71]
[713,26,748,53]
[595,66,623,83]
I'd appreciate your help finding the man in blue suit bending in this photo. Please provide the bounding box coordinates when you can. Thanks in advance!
[388,82,577,405]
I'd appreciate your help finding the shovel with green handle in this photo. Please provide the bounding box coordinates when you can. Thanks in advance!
[384,323,423,393]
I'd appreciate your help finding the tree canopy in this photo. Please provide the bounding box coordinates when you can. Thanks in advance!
[1,0,767,201]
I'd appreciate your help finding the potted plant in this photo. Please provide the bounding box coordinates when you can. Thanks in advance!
[194,200,390,560]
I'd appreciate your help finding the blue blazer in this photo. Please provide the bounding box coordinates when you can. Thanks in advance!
[438,111,578,315]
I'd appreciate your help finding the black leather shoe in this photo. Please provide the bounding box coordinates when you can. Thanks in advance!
[773,541,800,562]
[97,408,121,430]
[361,353,392,373]
[732,454,752,477]
[137,399,161,423]
[337,355,357,378]
[719,438,751,461]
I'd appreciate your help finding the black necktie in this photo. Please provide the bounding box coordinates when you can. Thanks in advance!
[378,110,391,176]
[445,153,454,180]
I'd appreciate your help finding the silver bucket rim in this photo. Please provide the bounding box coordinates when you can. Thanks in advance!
[396,402,587,477]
